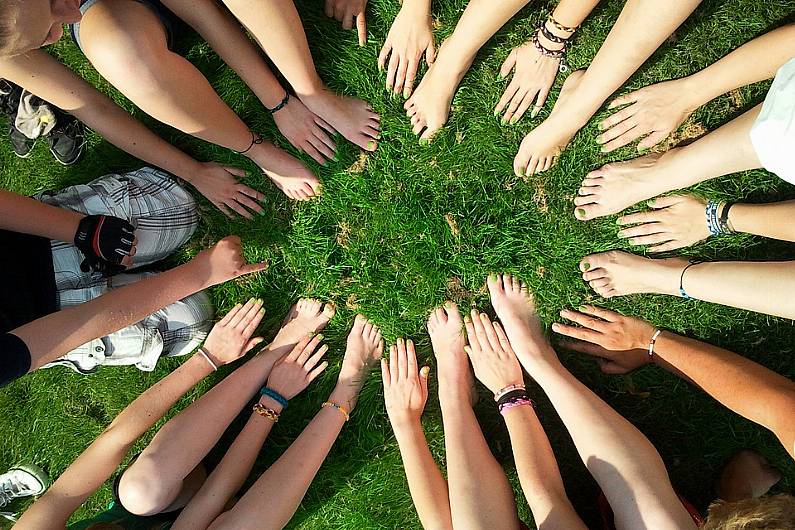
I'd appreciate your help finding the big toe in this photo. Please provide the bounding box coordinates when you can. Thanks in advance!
[487,274,503,296]
[322,302,336,319]
[574,203,607,221]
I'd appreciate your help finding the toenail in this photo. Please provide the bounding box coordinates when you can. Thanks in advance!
[577,208,586,218]
[583,262,591,270]
[367,140,377,150]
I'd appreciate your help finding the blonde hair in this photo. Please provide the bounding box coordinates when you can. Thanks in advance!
[702,494,795,530]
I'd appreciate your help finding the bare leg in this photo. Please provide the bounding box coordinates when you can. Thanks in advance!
[514,0,704,176]
[208,315,384,530]
[117,300,335,515]
[403,0,531,141]
[578,251,795,320]
[575,104,763,220]
[162,0,338,164]
[79,0,320,200]
[428,302,522,530]
[220,0,381,152]
[488,274,696,530]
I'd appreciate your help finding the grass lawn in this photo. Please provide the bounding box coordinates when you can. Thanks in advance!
[2,0,795,527]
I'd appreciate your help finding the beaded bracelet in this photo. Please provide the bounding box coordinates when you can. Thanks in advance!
[493,384,526,402]
[532,31,566,59]
[253,403,280,422]
[322,401,350,421]
[260,387,289,409]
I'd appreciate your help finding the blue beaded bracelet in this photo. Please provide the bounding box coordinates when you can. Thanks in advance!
[260,387,289,409]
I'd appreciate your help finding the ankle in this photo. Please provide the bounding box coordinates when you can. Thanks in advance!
[293,79,327,99]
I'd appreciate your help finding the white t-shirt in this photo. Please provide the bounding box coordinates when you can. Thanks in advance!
[750,57,795,185]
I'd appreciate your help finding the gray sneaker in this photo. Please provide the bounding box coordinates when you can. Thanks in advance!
[0,464,49,522]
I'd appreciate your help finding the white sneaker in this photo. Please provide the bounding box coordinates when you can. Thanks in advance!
[0,464,49,522]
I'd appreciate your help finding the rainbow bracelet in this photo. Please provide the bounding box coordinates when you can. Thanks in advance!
[322,401,350,421]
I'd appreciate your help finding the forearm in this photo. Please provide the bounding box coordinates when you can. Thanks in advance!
[0,189,81,242]
[551,0,601,28]
[392,420,453,530]
[15,354,212,530]
[682,260,795,319]
[136,352,277,486]
[213,405,346,530]
[684,24,795,107]
[528,354,692,529]
[728,200,795,242]
[502,407,584,529]
[13,258,209,370]
[174,405,277,530]
[439,0,532,68]
[653,332,795,458]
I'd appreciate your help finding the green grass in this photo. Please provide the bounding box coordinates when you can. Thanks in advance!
[2,0,795,528]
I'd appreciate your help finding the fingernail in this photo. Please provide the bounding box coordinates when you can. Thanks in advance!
[421,366,430,376]
[583,262,591,270]
[464,315,471,323]
[317,333,324,340]
[500,117,508,125]
[493,108,499,117]
[419,138,429,146]
[408,339,414,346]
[579,306,588,312]
[259,308,265,314]
[531,109,539,118]
[617,231,626,238]
[509,117,517,125]
[600,147,607,153]
[551,323,560,331]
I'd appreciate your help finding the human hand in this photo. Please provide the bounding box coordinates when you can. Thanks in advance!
[463,310,524,395]
[191,162,265,220]
[272,95,337,165]
[192,235,268,288]
[495,39,560,124]
[551,305,656,374]
[202,298,266,366]
[598,78,699,152]
[617,195,710,252]
[378,5,435,98]
[74,214,137,274]
[267,334,329,399]
[325,0,368,46]
[382,338,430,427]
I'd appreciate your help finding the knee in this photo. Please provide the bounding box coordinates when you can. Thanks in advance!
[117,461,178,516]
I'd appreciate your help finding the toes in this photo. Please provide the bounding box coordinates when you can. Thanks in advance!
[443,301,462,324]
[322,302,336,319]
[435,307,447,324]
[353,313,367,331]
[510,275,520,293]
[487,273,502,296]
[574,204,605,221]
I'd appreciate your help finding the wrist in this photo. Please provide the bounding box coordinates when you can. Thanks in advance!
[679,74,713,111]
[388,410,423,430]
[258,394,284,413]
[399,0,431,15]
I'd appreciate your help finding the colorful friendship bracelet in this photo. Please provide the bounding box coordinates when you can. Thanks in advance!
[499,397,534,414]
[706,200,737,236]
[547,13,579,33]
[197,347,218,372]
[322,401,350,421]
[260,387,289,409]
[252,403,280,423]
[648,329,662,359]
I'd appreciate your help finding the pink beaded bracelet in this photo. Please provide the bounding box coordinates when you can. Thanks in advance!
[499,398,534,415]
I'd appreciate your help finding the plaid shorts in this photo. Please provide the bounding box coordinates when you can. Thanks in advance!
[36,167,213,373]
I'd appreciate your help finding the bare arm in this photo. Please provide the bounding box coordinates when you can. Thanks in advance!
[729,200,795,243]
[11,236,266,372]
[14,352,214,530]
[502,406,587,529]
[682,24,795,108]
[554,307,795,458]
[550,0,601,28]
[383,343,453,530]
[0,189,82,243]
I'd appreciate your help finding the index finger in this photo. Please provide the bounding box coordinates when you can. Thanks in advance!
[224,166,247,178]
[406,339,418,375]
[551,322,602,343]
[357,11,366,46]
[238,261,269,276]
[559,309,609,333]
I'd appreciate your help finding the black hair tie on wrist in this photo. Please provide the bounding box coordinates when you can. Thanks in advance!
[267,92,290,114]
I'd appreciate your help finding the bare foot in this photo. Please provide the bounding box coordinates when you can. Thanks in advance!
[513,69,585,176]
[579,251,688,298]
[717,450,782,502]
[299,88,381,152]
[574,148,683,221]
[427,301,476,405]
[403,48,471,142]
[487,273,556,370]
[329,314,384,411]
[267,299,336,359]
[247,140,322,201]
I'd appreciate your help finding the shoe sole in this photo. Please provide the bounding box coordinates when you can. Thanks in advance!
[39,359,99,375]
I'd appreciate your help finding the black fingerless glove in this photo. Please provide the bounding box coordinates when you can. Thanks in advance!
[74,214,136,276]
